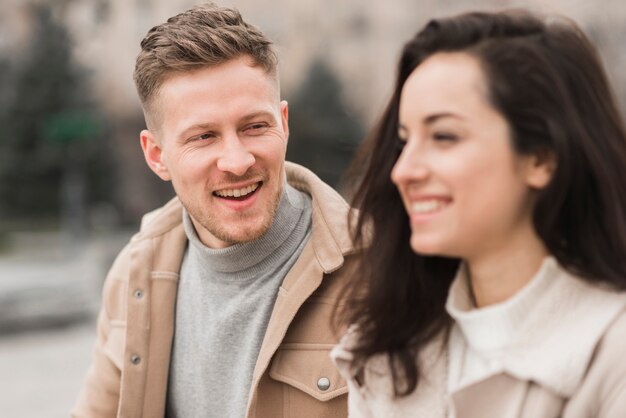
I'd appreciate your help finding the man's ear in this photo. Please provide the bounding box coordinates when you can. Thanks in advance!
[280,100,289,142]
[525,150,556,190]
[140,129,171,181]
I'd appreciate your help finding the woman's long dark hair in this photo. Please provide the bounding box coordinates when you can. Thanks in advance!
[338,10,626,396]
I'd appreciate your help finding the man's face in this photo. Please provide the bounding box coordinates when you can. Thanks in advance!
[140,56,289,248]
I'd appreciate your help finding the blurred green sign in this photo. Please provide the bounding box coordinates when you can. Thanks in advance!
[43,110,101,145]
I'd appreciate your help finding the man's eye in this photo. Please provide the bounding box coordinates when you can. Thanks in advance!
[245,123,269,134]
[189,132,216,142]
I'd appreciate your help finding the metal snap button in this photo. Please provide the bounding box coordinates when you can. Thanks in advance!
[133,289,144,299]
[130,354,141,365]
[317,377,331,391]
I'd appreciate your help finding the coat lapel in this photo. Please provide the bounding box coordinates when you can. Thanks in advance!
[245,241,327,414]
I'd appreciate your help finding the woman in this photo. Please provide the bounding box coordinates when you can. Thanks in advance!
[332,10,626,418]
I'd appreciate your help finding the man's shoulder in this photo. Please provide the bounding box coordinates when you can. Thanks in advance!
[133,196,184,241]
[285,162,348,208]
[104,197,185,287]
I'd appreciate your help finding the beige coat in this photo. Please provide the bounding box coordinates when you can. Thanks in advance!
[333,268,626,418]
[73,163,357,418]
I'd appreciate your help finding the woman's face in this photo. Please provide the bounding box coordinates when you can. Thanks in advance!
[391,52,551,260]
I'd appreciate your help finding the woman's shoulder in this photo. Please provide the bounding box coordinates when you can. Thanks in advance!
[587,306,626,376]
[563,306,626,416]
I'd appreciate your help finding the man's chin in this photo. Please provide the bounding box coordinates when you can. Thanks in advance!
[212,227,270,246]
[189,195,280,247]
[205,216,274,245]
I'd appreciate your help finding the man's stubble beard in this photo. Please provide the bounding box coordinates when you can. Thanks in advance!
[200,196,280,246]
[190,180,282,246]
[177,166,286,247]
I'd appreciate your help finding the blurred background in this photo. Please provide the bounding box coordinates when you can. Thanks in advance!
[0,0,625,416]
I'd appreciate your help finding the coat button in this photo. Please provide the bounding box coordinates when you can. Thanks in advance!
[133,289,144,299]
[130,354,141,365]
[317,377,331,391]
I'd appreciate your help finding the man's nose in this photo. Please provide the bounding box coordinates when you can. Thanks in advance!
[216,135,256,176]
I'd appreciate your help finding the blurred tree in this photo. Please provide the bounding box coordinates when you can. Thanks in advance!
[0,56,12,239]
[0,4,114,232]
[286,58,364,190]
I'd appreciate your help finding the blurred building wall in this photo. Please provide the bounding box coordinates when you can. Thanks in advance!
[13,0,624,124]
[2,0,625,218]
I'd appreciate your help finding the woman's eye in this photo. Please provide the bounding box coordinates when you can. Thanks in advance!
[432,132,458,142]
[395,136,407,151]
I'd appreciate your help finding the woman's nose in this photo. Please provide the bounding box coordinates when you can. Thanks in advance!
[391,140,430,187]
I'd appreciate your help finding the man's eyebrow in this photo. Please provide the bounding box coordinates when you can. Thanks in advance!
[240,110,276,122]
[177,122,217,142]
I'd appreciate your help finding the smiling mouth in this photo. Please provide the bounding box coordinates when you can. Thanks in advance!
[213,182,261,200]
[410,199,450,214]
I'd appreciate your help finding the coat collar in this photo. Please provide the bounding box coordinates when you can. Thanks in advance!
[283,161,356,273]
[448,258,626,397]
[132,161,355,272]
[245,162,356,414]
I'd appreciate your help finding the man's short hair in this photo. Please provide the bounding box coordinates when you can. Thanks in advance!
[134,2,278,123]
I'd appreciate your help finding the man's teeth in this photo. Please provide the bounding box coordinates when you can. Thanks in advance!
[411,200,447,214]
[215,183,259,198]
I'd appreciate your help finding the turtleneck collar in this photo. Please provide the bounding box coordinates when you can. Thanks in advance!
[446,257,558,352]
[446,256,626,396]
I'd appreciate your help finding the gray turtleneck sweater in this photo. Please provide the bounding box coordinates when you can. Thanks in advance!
[166,184,312,418]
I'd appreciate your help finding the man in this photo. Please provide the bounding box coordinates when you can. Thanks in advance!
[72,3,357,418]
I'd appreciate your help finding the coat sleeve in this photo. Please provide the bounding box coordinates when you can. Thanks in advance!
[71,307,121,417]
[71,246,131,418]
[346,378,375,418]
[564,308,626,418]
[600,378,626,418]
[330,332,375,418]
[596,310,626,418]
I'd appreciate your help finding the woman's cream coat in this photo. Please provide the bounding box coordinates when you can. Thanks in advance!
[333,267,626,418]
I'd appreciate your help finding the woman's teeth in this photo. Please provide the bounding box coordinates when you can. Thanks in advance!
[411,199,447,214]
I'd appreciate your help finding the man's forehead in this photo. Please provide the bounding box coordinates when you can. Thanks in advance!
[145,59,281,137]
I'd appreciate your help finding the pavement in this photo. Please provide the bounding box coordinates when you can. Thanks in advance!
[0,322,96,417]
[0,229,132,417]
